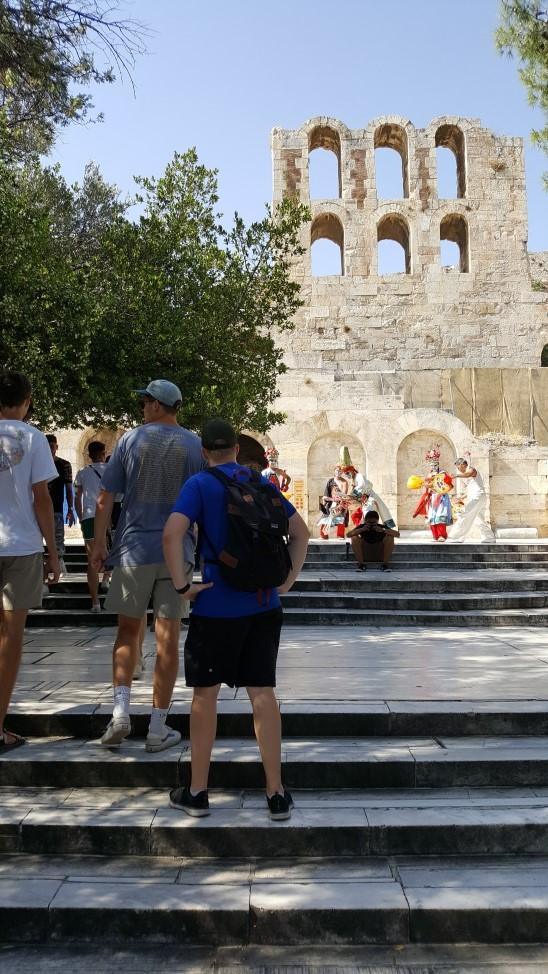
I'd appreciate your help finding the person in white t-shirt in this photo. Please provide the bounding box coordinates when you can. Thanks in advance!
[449,456,496,543]
[0,371,60,752]
[75,441,108,612]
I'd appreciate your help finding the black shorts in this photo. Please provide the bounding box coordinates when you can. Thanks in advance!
[184,607,283,688]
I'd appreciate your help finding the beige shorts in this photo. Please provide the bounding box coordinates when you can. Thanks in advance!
[105,561,194,620]
[1,553,43,611]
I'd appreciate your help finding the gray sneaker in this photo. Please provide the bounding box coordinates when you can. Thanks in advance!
[145,727,181,753]
[101,715,131,747]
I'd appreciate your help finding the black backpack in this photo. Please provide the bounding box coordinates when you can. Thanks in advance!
[201,467,292,592]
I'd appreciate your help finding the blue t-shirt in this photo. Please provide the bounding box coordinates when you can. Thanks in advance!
[102,423,203,567]
[173,462,296,618]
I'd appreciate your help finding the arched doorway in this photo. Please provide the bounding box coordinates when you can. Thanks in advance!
[397,430,455,529]
[307,432,365,527]
[77,428,124,471]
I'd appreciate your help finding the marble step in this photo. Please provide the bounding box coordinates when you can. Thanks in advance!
[2,736,548,790]
[300,561,548,572]
[304,551,548,563]
[39,592,548,613]
[4,852,548,946]
[46,572,548,594]
[2,785,548,859]
[25,604,548,628]
[8,701,548,741]
[281,607,548,626]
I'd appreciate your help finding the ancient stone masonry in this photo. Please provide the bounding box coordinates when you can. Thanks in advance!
[59,115,547,537]
[263,115,548,535]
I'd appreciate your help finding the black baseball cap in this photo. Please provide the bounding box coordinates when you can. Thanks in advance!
[201,419,238,450]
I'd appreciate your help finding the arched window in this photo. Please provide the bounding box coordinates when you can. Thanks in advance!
[542,344,548,367]
[374,123,409,199]
[311,214,344,276]
[308,126,341,200]
[440,213,469,272]
[377,214,410,274]
[435,124,466,198]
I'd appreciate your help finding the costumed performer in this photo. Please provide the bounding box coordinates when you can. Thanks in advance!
[262,446,291,493]
[409,445,454,542]
[449,454,495,543]
[318,446,357,540]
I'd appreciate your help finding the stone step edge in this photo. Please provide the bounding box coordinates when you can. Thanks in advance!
[7,703,548,739]
[4,805,548,861]
[4,872,548,946]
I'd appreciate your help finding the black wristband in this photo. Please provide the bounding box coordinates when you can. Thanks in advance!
[175,583,191,594]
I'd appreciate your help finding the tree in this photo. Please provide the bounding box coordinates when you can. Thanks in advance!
[0,150,308,432]
[0,0,146,158]
[496,1,548,184]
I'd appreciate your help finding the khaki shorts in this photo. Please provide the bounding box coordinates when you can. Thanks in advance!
[1,553,43,611]
[105,561,193,620]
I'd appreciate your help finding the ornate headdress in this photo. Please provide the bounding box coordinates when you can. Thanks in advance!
[338,445,357,475]
[264,446,279,464]
[425,444,441,463]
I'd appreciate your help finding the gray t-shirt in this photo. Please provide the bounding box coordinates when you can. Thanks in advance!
[102,423,203,567]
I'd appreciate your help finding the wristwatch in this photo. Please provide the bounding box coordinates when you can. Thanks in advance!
[175,583,191,594]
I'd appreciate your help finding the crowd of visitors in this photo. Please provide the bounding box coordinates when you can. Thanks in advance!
[0,369,500,817]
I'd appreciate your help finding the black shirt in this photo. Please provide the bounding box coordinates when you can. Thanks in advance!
[48,456,73,513]
[360,525,386,545]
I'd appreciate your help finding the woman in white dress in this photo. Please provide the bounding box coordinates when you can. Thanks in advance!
[449,457,495,543]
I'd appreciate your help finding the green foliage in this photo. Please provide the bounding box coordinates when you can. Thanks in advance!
[496,1,548,186]
[0,150,308,433]
[0,0,146,158]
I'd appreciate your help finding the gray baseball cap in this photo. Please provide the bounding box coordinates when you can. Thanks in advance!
[134,379,183,407]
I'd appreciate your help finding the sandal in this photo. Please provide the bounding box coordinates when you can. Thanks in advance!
[0,729,26,753]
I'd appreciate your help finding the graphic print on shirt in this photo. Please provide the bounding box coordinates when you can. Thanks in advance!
[0,429,25,471]
[136,431,188,505]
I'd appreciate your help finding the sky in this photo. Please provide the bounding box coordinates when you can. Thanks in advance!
[51,0,547,273]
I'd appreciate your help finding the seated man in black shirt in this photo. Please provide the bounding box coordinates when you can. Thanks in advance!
[347,510,400,572]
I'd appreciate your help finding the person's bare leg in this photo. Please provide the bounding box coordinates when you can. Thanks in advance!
[152,617,180,709]
[351,536,365,566]
[189,684,220,792]
[382,535,395,567]
[85,541,99,604]
[112,614,142,687]
[0,609,27,731]
[247,686,283,796]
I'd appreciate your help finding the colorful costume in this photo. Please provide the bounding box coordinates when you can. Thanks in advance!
[318,446,358,539]
[408,445,454,542]
[262,446,291,493]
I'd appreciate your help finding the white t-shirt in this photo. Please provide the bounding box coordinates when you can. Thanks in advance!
[465,467,486,501]
[0,420,57,556]
[74,463,107,520]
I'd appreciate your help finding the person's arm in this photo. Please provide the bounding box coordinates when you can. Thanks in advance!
[65,481,75,525]
[277,510,310,594]
[74,484,83,522]
[383,526,400,538]
[32,481,60,582]
[91,489,115,571]
[163,512,212,599]
[454,467,477,480]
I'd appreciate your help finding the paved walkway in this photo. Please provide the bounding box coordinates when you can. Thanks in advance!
[13,623,548,709]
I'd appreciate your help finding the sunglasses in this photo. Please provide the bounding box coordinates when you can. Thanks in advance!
[140,396,156,410]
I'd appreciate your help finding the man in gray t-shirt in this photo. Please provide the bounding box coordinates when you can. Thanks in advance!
[91,380,207,752]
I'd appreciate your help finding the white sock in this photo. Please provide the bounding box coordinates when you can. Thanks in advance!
[113,685,131,720]
[148,707,168,738]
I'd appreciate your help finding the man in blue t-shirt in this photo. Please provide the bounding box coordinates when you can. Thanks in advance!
[163,419,309,821]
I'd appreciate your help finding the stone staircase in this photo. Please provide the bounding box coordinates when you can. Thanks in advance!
[31,541,548,628]
[3,700,548,946]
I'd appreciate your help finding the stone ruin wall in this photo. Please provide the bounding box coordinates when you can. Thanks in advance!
[54,116,547,537]
[266,115,548,535]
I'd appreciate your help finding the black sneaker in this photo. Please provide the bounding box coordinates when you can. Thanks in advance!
[381,564,392,572]
[267,790,294,821]
[357,563,367,572]
[169,786,210,817]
